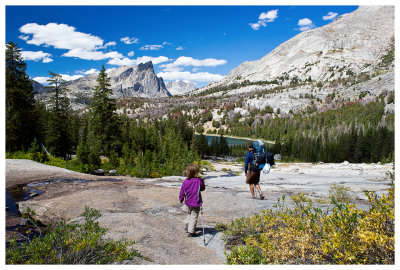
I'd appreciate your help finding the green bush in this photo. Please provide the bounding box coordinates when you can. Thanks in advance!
[44,156,67,168]
[6,207,146,264]
[219,180,394,264]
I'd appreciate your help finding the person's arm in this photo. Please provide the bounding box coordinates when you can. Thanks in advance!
[244,152,249,175]
[199,178,205,191]
[179,181,186,203]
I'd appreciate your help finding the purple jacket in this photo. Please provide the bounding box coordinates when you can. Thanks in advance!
[179,177,205,208]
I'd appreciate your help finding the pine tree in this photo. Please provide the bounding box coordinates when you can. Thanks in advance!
[6,42,37,151]
[76,114,90,165]
[45,72,73,159]
[89,65,120,157]
[193,134,209,158]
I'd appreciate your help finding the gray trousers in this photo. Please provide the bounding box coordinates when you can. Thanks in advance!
[184,206,200,233]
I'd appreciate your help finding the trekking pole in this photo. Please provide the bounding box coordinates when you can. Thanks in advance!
[201,206,205,246]
[198,184,206,246]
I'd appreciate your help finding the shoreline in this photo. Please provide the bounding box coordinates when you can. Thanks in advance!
[194,133,275,144]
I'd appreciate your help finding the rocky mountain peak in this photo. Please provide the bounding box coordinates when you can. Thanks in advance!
[36,61,171,110]
[205,5,394,89]
[137,61,154,72]
[165,80,196,96]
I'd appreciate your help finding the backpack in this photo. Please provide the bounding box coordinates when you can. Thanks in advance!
[266,151,275,166]
[251,140,267,170]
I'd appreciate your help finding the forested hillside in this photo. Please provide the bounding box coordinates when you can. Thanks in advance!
[6,37,395,177]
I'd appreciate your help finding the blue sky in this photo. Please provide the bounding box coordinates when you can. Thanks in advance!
[6,5,359,87]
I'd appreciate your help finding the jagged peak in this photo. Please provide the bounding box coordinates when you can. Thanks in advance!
[137,61,154,72]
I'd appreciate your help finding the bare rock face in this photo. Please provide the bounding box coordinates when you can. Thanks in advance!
[165,80,196,96]
[32,80,48,94]
[205,6,394,88]
[103,62,171,98]
[39,61,171,110]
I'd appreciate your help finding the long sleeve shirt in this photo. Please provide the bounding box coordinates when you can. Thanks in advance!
[245,151,255,174]
[179,177,205,208]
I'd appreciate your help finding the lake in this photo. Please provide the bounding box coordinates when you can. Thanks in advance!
[196,134,251,146]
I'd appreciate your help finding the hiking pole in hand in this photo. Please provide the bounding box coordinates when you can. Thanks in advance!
[201,206,205,246]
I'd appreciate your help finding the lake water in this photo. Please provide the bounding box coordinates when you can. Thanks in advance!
[196,134,251,146]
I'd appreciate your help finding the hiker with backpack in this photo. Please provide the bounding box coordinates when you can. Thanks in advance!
[179,163,205,237]
[244,141,272,200]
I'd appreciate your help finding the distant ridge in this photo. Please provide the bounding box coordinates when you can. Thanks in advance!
[202,6,394,90]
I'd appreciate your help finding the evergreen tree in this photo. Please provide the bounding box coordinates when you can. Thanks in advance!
[45,72,73,159]
[6,42,37,151]
[76,114,90,165]
[219,135,230,156]
[89,65,120,157]
[193,134,209,158]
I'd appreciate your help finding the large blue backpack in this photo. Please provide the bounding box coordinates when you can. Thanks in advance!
[251,140,275,170]
[252,140,267,170]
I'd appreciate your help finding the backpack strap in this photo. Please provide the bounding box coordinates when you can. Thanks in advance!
[249,150,257,171]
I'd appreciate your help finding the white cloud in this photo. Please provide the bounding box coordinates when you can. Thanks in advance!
[127,51,135,57]
[160,56,227,72]
[61,74,84,81]
[62,49,123,60]
[163,41,172,46]
[107,55,170,66]
[33,74,84,84]
[42,58,53,63]
[162,65,183,72]
[136,56,170,65]
[298,18,313,26]
[19,23,123,61]
[140,44,163,51]
[33,76,50,84]
[20,23,102,50]
[175,56,227,67]
[20,50,53,63]
[250,9,278,30]
[259,9,278,22]
[323,12,338,20]
[157,71,223,82]
[298,18,316,31]
[106,67,116,74]
[83,68,98,75]
[249,23,261,30]
[121,36,139,44]
[18,35,30,41]
[104,41,116,47]
[107,57,136,66]
[176,46,184,51]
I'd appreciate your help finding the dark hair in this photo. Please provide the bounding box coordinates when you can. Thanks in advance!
[185,163,199,179]
[247,142,253,149]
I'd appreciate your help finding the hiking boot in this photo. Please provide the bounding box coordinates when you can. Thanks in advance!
[259,194,265,200]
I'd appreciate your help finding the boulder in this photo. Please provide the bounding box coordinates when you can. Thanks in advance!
[93,169,105,175]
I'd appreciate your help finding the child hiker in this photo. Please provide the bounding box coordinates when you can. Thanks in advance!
[179,163,205,237]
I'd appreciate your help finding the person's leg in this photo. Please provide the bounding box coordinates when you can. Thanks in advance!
[255,184,264,199]
[249,184,256,198]
[184,206,191,232]
[188,207,200,235]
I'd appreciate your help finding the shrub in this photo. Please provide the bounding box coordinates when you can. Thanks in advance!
[44,156,67,168]
[329,183,351,203]
[6,207,146,264]
[219,180,394,264]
